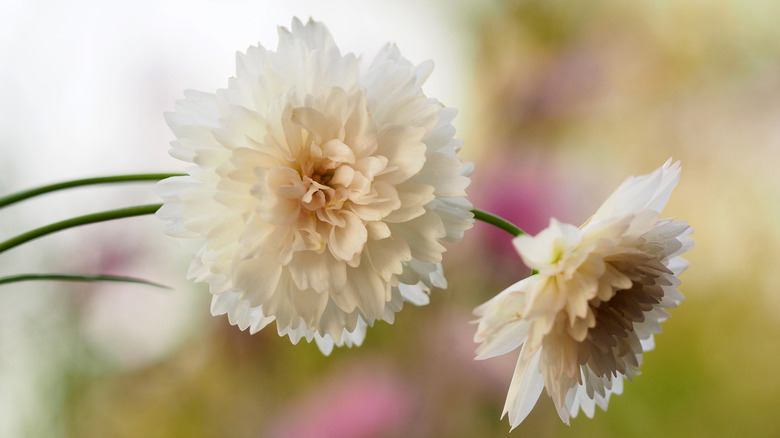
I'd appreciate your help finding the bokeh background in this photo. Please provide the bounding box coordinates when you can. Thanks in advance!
[2,0,780,437]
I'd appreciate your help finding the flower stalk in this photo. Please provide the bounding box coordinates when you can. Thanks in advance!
[0,273,171,289]
[471,208,526,237]
[0,173,185,208]
[0,203,162,254]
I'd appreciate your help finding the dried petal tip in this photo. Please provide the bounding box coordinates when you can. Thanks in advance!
[474,160,692,427]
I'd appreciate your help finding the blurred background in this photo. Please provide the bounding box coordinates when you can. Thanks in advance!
[2,0,779,436]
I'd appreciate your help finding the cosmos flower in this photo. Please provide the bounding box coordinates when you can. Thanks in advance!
[156,18,472,354]
[473,160,693,428]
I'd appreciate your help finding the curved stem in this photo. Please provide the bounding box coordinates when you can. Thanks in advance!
[0,173,185,208]
[0,204,163,255]
[471,208,526,237]
[0,273,171,289]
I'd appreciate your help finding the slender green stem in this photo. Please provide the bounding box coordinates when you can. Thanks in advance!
[0,173,185,208]
[0,204,162,255]
[0,273,170,289]
[472,208,526,237]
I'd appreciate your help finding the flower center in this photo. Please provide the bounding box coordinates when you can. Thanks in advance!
[297,138,359,213]
[255,88,394,262]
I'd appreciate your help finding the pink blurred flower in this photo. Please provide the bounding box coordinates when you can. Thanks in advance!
[266,364,415,438]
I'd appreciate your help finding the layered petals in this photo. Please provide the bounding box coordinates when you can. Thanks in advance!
[157,18,473,354]
[474,160,693,428]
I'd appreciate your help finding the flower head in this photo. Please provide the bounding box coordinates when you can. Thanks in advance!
[474,160,693,428]
[157,18,472,354]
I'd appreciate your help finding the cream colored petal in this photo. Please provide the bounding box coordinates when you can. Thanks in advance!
[476,319,530,360]
[335,317,368,347]
[313,335,334,355]
[353,155,388,181]
[315,315,367,354]
[349,181,401,222]
[591,159,680,221]
[389,213,446,264]
[343,93,377,156]
[397,282,429,306]
[404,259,447,289]
[504,345,545,430]
[290,106,336,144]
[343,265,388,320]
[288,287,329,327]
[229,147,285,178]
[413,151,471,197]
[369,236,411,282]
[318,299,360,341]
[327,211,368,262]
[232,254,282,307]
[375,124,427,184]
[170,90,219,128]
[287,251,347,293]
[212,105,267,149]
[426,197,474,242]
[365,220,391,240]
[321,138,356,164]
[382,181,435,223]
[379,93,438,135]
[329,164,355,188]
[514,219,583,272]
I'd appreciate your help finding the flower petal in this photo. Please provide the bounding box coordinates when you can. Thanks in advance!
[504,345,545,430]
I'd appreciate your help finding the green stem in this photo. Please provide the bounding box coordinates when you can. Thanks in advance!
[0,173,185,208]
[471,208,526,237]
[0,273,170,289]
[0,204,163,255]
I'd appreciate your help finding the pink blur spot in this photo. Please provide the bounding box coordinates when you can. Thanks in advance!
[266,364,415,438]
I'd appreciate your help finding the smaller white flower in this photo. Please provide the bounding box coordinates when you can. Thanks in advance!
[474,160,693,428]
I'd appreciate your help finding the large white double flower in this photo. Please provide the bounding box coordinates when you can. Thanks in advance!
[474,160,693,428]
[157,18,473,354]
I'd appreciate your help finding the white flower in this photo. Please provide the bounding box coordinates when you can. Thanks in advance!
[474,160,693,428]
[156,18,473,354]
